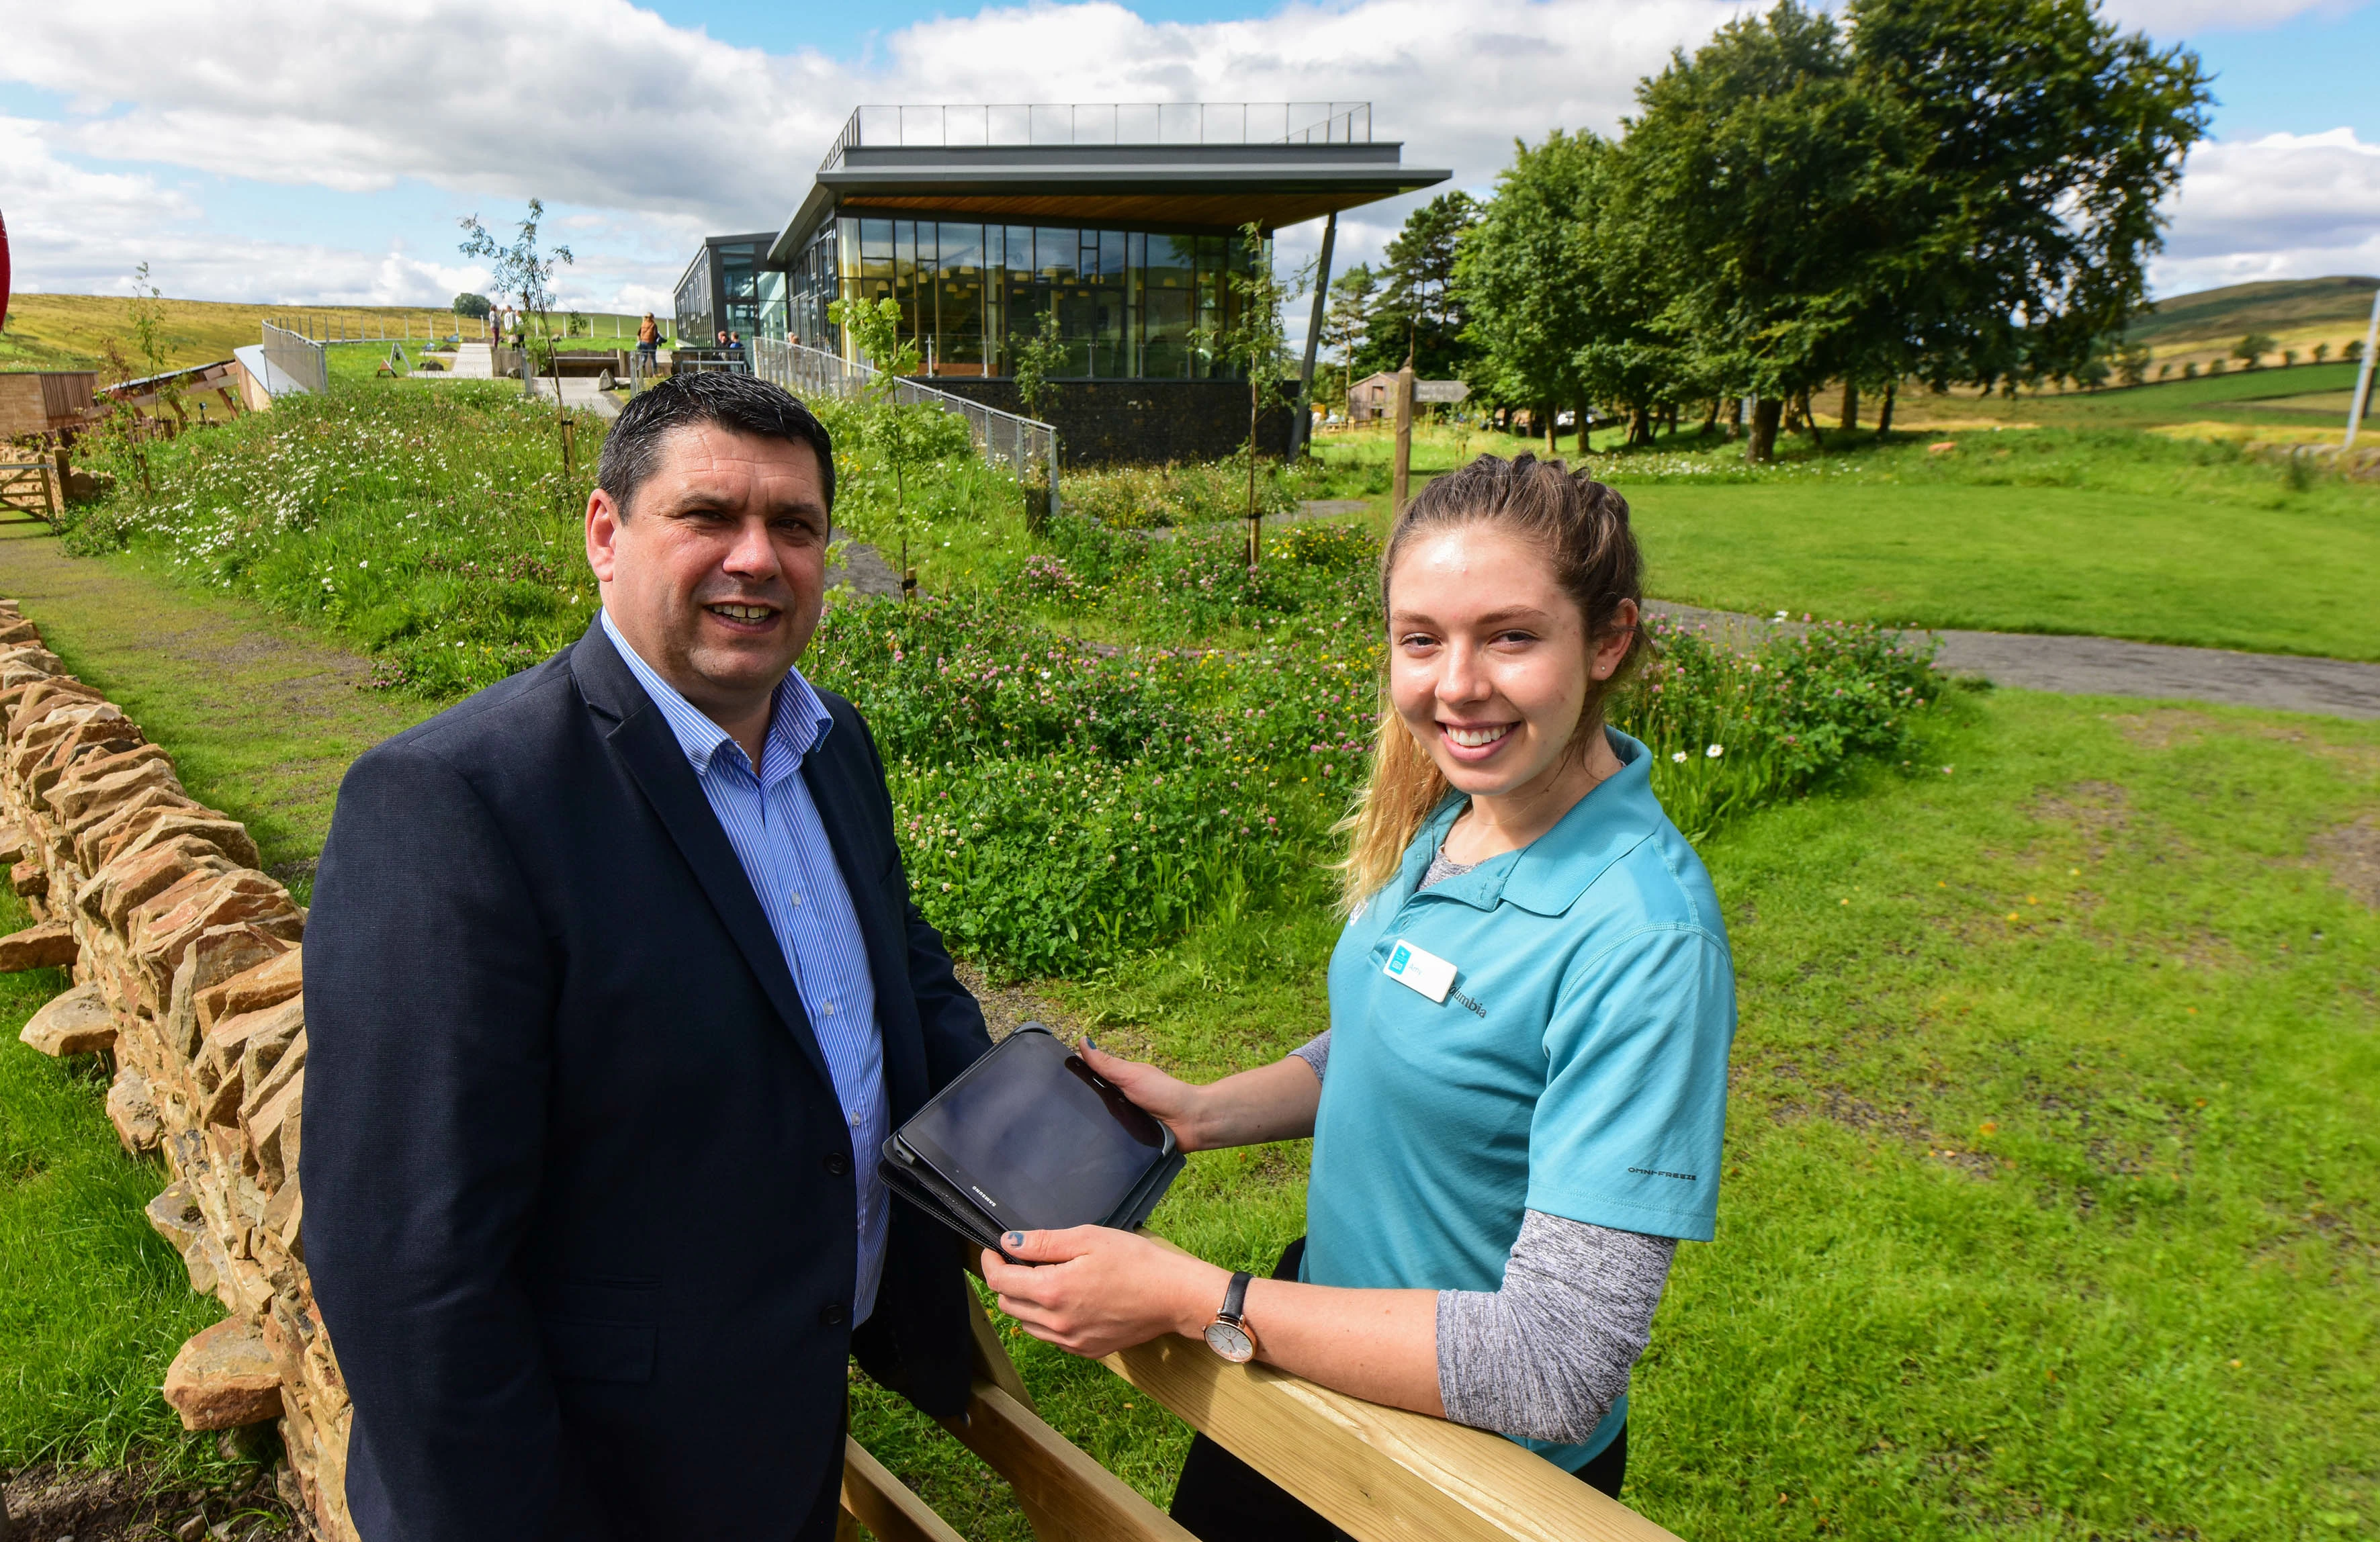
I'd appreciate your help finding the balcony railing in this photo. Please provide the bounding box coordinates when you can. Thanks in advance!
[821,101,1372,168]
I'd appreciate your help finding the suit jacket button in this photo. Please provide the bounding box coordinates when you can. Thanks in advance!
[821,1302,848,1326]
[824,1152,851,1177]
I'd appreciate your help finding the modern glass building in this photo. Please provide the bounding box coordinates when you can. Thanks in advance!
[674,233,778,344]
[787,219,1256,379]
[679,103,1447,460]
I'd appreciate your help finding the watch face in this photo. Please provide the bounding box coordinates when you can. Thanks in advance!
[1203,1320,1255,1364]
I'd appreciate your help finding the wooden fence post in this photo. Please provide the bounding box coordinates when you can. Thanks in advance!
[1391,356,1415,519]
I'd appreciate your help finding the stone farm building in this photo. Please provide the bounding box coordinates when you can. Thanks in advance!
[673,102,1447,463]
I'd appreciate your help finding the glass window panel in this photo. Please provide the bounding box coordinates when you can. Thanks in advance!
[1036,227,1077,283]
[936,222,986,372]
[1098,229,1125,281]
[1140,234,1196,379]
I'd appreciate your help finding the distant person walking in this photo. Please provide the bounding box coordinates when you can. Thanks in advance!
[636,312,661,369]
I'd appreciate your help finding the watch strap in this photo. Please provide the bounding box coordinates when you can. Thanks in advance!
[1219,1269,1253,1325]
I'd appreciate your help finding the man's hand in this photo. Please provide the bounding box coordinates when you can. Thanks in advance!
[983,1228,1228,1359]
[1078,1044,1215,1151]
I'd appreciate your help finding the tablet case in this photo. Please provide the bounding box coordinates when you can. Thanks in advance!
[880,1024,1185,1256]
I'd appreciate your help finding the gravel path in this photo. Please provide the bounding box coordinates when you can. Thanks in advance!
[1646,602,2380,721]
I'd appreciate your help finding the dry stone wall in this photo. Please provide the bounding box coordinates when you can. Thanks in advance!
[0,598,356,1541]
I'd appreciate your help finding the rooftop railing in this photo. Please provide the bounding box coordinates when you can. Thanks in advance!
[821,101,1372,168]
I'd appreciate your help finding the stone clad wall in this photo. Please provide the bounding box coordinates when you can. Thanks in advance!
[0,598,357,1541]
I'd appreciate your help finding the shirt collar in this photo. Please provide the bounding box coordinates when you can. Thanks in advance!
[600,608,832,778]
[1399,727,1663,918]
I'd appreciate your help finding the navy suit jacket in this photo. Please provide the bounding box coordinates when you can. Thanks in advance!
[302,618,991,1541]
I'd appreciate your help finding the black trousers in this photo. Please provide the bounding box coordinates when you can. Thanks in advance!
[1168,1239,1627,1541]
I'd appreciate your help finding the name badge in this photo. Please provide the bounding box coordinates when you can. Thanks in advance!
[1382,938,1457,1003]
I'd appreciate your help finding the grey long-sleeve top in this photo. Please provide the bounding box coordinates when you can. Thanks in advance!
[1287,846,1676,1445]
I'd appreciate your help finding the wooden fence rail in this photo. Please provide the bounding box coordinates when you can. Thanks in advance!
[838,1243,1685,1542]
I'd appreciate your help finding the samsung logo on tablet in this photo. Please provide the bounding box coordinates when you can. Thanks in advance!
[971,1185,1000,1208]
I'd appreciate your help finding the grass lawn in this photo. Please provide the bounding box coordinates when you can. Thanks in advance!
[0,884,244,1478]
[848,686,2380,1541]
[1622,475,2380,660]
[1313,398,2380,661]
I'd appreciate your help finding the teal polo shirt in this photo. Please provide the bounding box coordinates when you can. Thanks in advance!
[1303,728,1736,1470]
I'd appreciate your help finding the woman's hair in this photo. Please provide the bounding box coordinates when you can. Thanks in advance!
[1336,453,1645,911]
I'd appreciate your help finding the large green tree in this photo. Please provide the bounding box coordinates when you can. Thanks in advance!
[1612,3,1921,460]
[1356,192,1481,380]
[1848,0,2212,392]
[1456,134,1601,448]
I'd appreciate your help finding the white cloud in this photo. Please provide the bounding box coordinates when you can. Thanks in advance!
[0,0,1728,302]
[0,116,490,304]
[2151,128,2380,293]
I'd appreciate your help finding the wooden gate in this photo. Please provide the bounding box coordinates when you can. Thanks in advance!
[0,462,60,524]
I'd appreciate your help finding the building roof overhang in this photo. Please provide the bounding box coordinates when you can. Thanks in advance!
[768,143,1450,263]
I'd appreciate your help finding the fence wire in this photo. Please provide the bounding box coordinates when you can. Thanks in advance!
[260,322,328,396]
[747,338,1058,510]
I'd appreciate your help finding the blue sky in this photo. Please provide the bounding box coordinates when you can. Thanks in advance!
[2,0,2373,321]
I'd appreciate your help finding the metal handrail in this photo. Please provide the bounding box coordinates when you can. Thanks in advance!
[748,338,1059,510]
[260,322,329,396]
[821,101,1371,167]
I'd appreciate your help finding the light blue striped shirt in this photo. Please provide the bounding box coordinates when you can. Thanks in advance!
[601,610,891,1324]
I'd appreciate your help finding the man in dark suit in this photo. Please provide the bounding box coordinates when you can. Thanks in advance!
[303,371,990,1539]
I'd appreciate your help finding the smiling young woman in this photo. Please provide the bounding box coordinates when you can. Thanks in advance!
[981,455,1738,1535]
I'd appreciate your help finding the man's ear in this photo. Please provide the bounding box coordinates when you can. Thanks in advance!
[586,486,624,584]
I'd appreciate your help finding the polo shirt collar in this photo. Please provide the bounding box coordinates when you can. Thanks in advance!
[1404,728,1662,918]
[599,608,832,777]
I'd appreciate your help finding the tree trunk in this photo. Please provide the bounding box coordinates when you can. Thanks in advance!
[1628,404,1652,447]
[1746,397,1783,463]
[1698,398,1720,435]
[1247,381,1262,568]
[1839,381,1859,431]
[1802,390,1826,451]
[1543,402,1556,453]
[1876,383,1896,436]
[1727,396,1745,439]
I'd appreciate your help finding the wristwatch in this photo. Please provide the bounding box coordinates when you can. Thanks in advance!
[1202,1271,1258,1363]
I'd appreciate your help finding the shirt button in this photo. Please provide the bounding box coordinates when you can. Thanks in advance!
[789,892,803,907]
[822,1001,836,1017]
[824,1152,850,1177]
[820,1302,848,1326]
[848,1108,863,1127]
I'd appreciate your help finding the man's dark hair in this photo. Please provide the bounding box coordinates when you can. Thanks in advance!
[597,371,836,517]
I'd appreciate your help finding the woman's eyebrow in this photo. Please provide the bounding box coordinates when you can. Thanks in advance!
[1391,606,1555,628]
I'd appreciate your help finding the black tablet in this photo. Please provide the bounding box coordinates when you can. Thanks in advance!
[882,1025,1182,1246]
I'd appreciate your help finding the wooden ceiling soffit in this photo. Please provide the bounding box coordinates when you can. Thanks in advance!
[836,191,1393,228]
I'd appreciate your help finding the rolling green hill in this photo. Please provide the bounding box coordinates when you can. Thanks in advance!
[2127,275,2377,357]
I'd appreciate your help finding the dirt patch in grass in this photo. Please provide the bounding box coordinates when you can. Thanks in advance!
[2025,778,2133,860]
[2105,708,2380,774]
[2310,815,2380,910]
[1,1460,292,1542]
